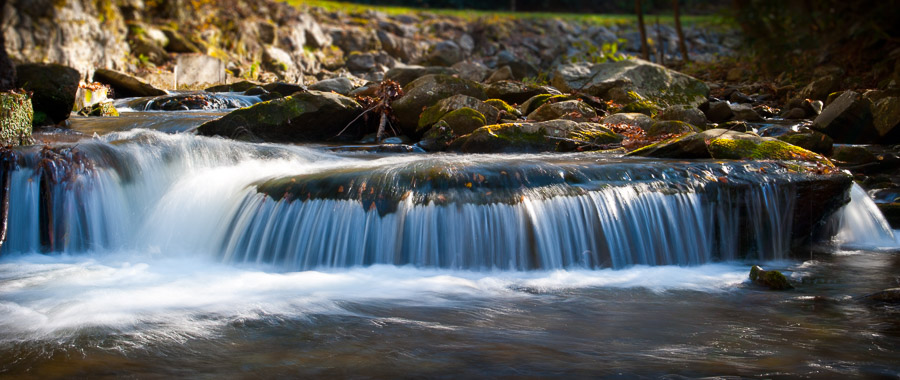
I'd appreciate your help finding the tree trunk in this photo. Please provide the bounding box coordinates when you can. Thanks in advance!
[0,0,15,91]
[636,0,649,61]
[674,0,690,62]
[655,16,665,66]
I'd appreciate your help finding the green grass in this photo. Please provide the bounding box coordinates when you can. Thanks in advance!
[285,0,729,27]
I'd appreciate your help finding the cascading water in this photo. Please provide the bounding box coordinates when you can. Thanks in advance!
[0,129,858,269]
[828,183,898,249]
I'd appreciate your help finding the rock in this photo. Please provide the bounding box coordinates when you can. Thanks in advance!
[484,99,522,118]
[861,288,900,303]
[729,103,762,122]
[425,40,464,67]
[830,145,877,165]
[377,31,425,63]
[722,120,751,132]
[777,130,834,156]
[873,97,900,140]
[298,13,332,49]
[392,75,487,136]
[813,91,877,143]
[15,63,80,126]
[784,107,807,119]
[263,82,306,97]
[527,100,597,122]
[417,94,500,132]
[129,34,170,65]
[141,93,248,111]
[451,120,621,153]
[705,101,734,123]
[77,101,119,117]
[451,61,490,82]
[520,94,555,116]
[330,27,381,54]
[749,266,794,290]
[601,112,654,130]
[0,31,15,92]
[486,66,515,83]
[384,66,458,86]
[94,68,168,98]
[416,120,455,151]
[629,129,835,168]
[0,91,34,146]
[485,81,550,105]
[329,144,425,154]
[161,27,202,53]
[345,52,377,72]
[205,81,261,93]
[309,77,355,95]
[646,120,701,137]
[257,21,277,45]
[496,51,539,80]
[73,84,110,112]
[728,91,753,104]
[262,46,298,81]
[800,75,839,101]
[657,105,708,127]
[550,58,709,108]
[197,90,363,142]
[439,107,487,135]
[174,54,225,89]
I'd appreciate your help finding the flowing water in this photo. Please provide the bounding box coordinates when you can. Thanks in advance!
[1,98,899,378]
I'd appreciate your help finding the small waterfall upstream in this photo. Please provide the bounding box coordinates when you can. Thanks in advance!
[0,130,890,270]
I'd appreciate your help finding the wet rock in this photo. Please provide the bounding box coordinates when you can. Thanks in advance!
[601,112,653,131]
[424,40,464,67]
[784,107,808,120]
[873,96,900,139]
[550,58,709,108]
[416,120,455,151]
[729,103,762,122]
[438,107,487,135]
[830,145,877,166]
[144,93,247,111]
[800,75,839,101]
[657,105,708,127]
[527,100,597,122]
[308,77,354,95]
[749,265,794,290]
[777,130,834,156]
[813,91,877,143]
[94,68,168,98]
[262,82,306,97]
[384,66,457,87]
[646,120,701,137]
[451,120,621,153]
[205,81,261,93]
[77,101,119,117]
[451,61,490,82]
[485,81,550,105]
[417,95,499,132]
[15,63,80,126]
[73,84,110,112]
[197,90,363,142]
[728,90,753,104]
[861,288,900,303]
[329,144,425,154]
[392,75,487,136]
[705,100,734,123]
[0,91,34,146]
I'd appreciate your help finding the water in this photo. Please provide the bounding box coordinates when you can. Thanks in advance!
[2,104,900,377]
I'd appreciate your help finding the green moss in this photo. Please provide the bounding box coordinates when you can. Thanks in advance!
[520,94,552,115]
[646,120,699,137]
[762,270,793,290]
[0,92,34,146]
[620,99,661,116]
[78,102,119,117]
[418,104,447,129]
[708,138,834,167]
[484,98,520,116]
[439,107,487,135]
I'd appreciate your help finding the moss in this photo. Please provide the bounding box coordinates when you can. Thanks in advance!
[439,107,487,135]
[78,101,119,117]
[708,138,834,167]
[0,92,34,146]
[620,98,662,116]
[484,98,520,116]
[646,120,699,137]
[626,133,690,156]
[520,93,553,115]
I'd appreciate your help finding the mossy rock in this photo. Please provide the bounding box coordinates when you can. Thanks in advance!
[646,120,700,137]
[484,99,522,117]
[196,90,363,142]
[392,74,487,137]
[527,100,597,122]
[439,107,486,135]
[417,120,455,152]
[619,98,662,117]
[451,120,621,153]
[77,101,119,117]
[15,63,80,126]
[484,80,549,105]
[519,94,571,116]
[749,265,794,290]
[777,131,834,156]
[830,145,877,165]
[417,94,498,132]
[0,91,34,146]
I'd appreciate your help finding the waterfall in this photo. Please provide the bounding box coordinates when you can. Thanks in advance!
[829,184,897,249]
[0,130,874,269]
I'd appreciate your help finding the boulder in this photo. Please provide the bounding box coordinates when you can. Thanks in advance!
[830,145,877,165]
[705,100,734,123]
[416,120,455,151]
[129,35,170,65]
[345,52,377,72]
[205,81,261,93]
[601,112,653,131]
[384,66,458,86]
[424,40,464,67]
[196,90,363,142]
[657,105,708,127]
[262,46,298,81]
[550,58,709,107]
[439,107,487,135]
[94,69,167,98]
[777,130,834,156]
[392,75,486,136]
[161,27,202,53]
[417,94,500,133]
[309,77,355,95]
[813,91,877,143]
[527,100,597,122]
[77,101,119,117]
[451,120,621,153]
[0,91,33,146]
[799,75,839,101]
[873,96,900,140]
[749,266,794,291]
[15,63,80,126]
[263,82,306,97]
[485,81,551,105]
[174,54,225,88]
[451,61,490,82]
[646,120,701,137]
[729,103,762,122]
[485,66,515,83]
[484,99,522,118]
[496,51,539,80]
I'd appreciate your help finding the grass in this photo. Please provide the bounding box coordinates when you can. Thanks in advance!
[285,0,729,27]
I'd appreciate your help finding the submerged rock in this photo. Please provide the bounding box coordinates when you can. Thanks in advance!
[392,74,486,136]
[450,120,621,153]
[15,63,80,126]
[861,288,900,303]
[749,265,794,290]
[196,90,363,142]
[0,91,34,146]
[550,58,709,108]
[205,81,260,93]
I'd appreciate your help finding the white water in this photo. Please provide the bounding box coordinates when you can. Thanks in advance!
[830,184,899,250]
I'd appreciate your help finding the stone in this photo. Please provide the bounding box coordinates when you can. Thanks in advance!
[298,13,331,49]
[813,91,877,143]
[77,101,119,117]
[263,82,306,97]
[484,99,522,118]
[94,69,168,98]
[749,266,794,290]
[262,46,298,81]
[330,27,380,54]
[873,97,900,140]
[345,52,377,72]
[777,130,834,156]
[451,120,621,153]
[496,51,539,80]
[705,101,734,123]
[784,107,807,119]
[800,75,839,101]
[161,27,202,53]
[73,84,110,112]
[485,66,515,83]
[646,120,701,137]
[527,100,597,122]
[0,91,33,146]
[830,145,877,165]
[451,61,490,82]
[205,81,261,93]
[416,120,455,151]
[197,90,363,142]
[377,31,425,63]
[392,75,487,136]
[417,94,500,132]
[439,107,487,135]
[520,94,569,116]
[425,40,464,67]
[384,66,458,86]
[657,105,708,127]
[550,58,709,107]
[174,54,225,89]
[130,34,170,65]
[257,21,277,45]
[485,81,550,105]
[309,77,355,95]
[601,112,654,131]
[729,103,762,122]
[15,63,80,126]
